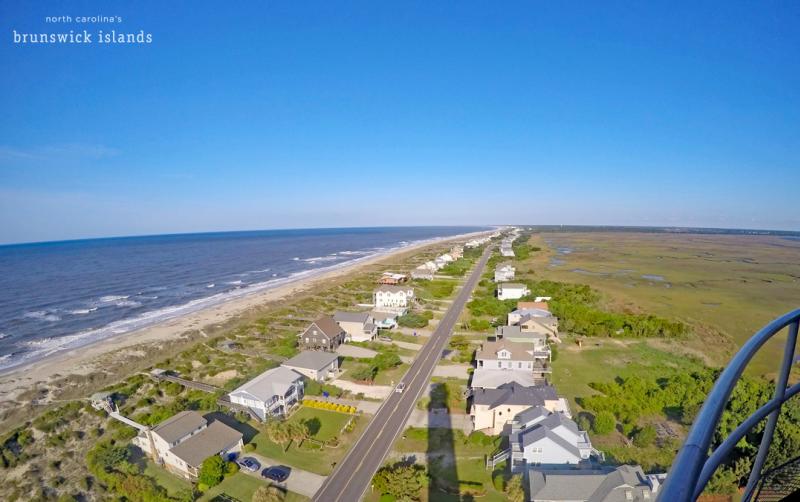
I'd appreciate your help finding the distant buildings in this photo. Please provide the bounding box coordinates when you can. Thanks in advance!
[411,267,434,280]
[282,351,339,382]
[378,272,407,285]
[132,411,243,479]
[334,311,377,342]
[228,366,304,420]
[497,283,531,301]
[299,315,347,351]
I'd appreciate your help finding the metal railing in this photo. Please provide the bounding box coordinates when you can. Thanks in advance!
[658,308,800,501]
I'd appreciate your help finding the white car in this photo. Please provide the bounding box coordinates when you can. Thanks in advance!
[395,382,406,393]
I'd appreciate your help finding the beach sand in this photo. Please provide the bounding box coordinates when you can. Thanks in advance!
[0,230,490,406]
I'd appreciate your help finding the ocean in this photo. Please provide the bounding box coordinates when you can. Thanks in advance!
[0,226,486,372]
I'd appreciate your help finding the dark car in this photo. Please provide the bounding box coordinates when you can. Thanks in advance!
[262,465,291,482]
[237,457,260,473]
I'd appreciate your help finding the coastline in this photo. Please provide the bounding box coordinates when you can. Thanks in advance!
[0,229,491,403]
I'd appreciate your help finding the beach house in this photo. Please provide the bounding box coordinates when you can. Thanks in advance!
[281,351,339,382]
[228,366,304,420]
[507,306,556,326]
[378,272,407,285]
[298,315,347,351]
[132,411,243,480]
[450,245,464,259]
[497,283,531,301]
[373,285,414,313]
[334,311,377,342]
[470,383,567,435]
[528,465,662,502]
[508,406,601,471]
[495,326,551,359]
[494,263,516,282]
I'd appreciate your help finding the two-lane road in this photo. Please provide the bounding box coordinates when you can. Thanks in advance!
[312,245,493,502]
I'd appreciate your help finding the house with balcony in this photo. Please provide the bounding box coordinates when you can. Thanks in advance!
[497,283,530,301]
[470,383,567,435]
[527,465,661,502]
[373,285,414,314]
[228,366,304,420]
[132,411,243,479]
[507,406,603,472]
[495,326,551,359]
[476,339,551,375]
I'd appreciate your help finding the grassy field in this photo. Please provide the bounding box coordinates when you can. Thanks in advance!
[199,472,308,502]
[250,411,366,475]
[289,406,352,441]
[143,459,192,496]
[528,232,800,376]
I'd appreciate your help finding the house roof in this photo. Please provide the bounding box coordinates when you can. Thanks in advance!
[375,285,413,293]
[518,301,550,311]
[229,366,303,403]
[513,308,553,319]
[496,325,547,342]
[499,283,527,290]
[168,420,243,468]
[518,424,582,458]
[476,339,535,361]
[334,311,371,324]
[472,383,558,409]
[152,411,206,444]
[282,351,339,371]
[302,315,344,340]
[370,311,398,322]
[495,263,515,271]
[528,465,652,502]
[512,405,550,425]
[471,368,538,389]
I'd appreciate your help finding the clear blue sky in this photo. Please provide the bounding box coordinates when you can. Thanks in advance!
[1,1,799,244]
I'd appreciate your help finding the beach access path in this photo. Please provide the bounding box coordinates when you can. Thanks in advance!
[311,244,493,502]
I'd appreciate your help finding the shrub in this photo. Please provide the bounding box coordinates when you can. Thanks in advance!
[198,456,225,487]
[633,424,657,447]
[243,443,256,453]
[593,411,616,435]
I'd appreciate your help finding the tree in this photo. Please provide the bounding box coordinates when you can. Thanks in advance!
[252,485,285,502]
[198,455,225,488]
[505,474,525,502]
[593,411,616,435]
[265,420,291,448]
[288,420,309,444]
[372,462,426,500]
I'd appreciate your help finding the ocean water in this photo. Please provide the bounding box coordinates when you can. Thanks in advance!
[0,226,486,371]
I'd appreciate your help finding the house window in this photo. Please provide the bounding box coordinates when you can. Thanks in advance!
[497,361,501,368]
[518,362,522,369]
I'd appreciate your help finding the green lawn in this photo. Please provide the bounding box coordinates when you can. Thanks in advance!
[289,406,352,441]
[249,411,368,475]
[143,459,191,497]
[199,472,308,502]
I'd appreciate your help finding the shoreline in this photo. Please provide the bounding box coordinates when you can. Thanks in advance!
[0,229,491,402]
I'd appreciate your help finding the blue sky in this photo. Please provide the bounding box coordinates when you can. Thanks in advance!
[1,1,799,243]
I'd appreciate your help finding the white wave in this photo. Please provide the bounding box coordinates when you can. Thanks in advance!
[226,280,243,285]
[70,307,98,315]
[24,311,61,322]
[115,300,142,307]
[303,255,340,264]
[0,333,8,340]
[292,257,300,261]
[0,229,490,374]
[99,295,128,303]
[207,283,215,288]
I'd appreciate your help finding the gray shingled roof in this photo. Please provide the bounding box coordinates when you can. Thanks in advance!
[472,383,557,409]
[528,465,652,502]
[301,315,344,340]
[168,420,242,468]
[152,411,206,444]
[333,311,371,324]
[282,351,339,371]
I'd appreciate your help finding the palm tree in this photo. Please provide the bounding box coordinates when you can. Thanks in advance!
[265,420,291,449]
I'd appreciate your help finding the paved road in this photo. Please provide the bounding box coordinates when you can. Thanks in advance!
[311,245,493,502]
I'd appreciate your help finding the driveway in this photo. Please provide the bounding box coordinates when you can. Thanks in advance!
[330,378,392,399]
[336,344,378,358]
[405,409,473,432]
[432,364,471,379]
[242,452,327,498]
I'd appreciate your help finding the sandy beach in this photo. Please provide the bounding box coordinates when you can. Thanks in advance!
[0,230,490,405]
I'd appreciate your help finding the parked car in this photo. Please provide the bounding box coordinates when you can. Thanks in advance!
[395,382,406,393]
[238,457,260,472]
[262,465,291,482]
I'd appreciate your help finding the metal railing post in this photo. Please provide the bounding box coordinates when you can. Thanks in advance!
[742,320,799,501]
